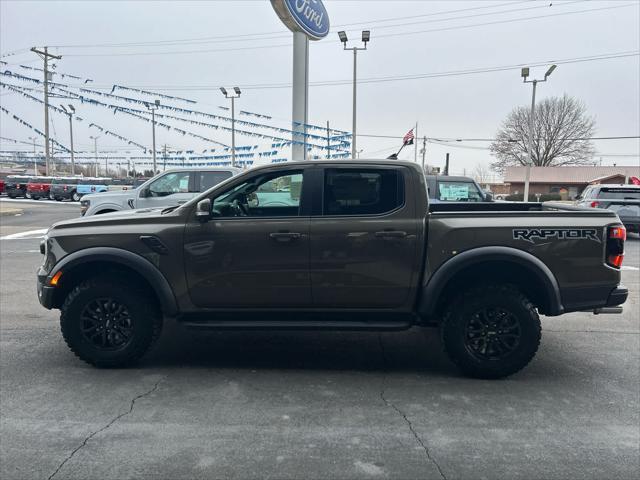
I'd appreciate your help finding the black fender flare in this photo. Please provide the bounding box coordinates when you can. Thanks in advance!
[48,247,178,316]
[418,246,563,317]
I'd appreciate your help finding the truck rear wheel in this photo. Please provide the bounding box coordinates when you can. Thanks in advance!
[441,284,541,379]
[60,277,162,367]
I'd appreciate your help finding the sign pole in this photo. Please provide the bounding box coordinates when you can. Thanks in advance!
[292,32,309,161]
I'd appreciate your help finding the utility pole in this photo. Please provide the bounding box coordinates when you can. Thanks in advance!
[220,87,241,167]
[326,121,331,160]
[414,122,418,163]
[31,47,61,176]
[521,64,557,202]
[146,100,160,173]
[338,30,370,159]
[90,135,100,176]
[28,136,38,175]
[162,144,168,171]
[420,136,426,172]
[60,105,76,175]
[444,153,450,176]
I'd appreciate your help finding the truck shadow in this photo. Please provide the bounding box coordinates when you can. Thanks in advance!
[144,325,457,376]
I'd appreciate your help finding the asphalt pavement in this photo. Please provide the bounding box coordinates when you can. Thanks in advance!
[1,199,638,479]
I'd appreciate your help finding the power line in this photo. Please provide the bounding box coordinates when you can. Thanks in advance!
[42,1,535,50]
[58,3,637,57]
[62,51,635,91]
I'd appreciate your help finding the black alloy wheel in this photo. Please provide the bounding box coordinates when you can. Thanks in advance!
[80,298,134,351]
[464,307,521,361]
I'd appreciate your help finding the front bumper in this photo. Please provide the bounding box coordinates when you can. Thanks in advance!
[36,267,55,309]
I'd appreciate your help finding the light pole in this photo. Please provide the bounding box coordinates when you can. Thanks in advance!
[220,87,241,167]
[60,104,76,175]
[521,64,556,202]
[28,136,38,175]
[338,30,369,159]
[90,135,100,176]
[146,100,160,173]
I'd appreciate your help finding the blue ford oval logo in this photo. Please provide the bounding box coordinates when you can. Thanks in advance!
[271,0,330,40]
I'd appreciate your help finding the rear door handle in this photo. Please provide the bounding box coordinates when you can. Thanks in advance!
[375,230,407,238]
[269,232,302,242]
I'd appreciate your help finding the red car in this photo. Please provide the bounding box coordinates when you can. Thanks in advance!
[0,178,5,195]
[26,176,53,200]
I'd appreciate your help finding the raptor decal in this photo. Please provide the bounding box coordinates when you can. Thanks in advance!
[513,228,600,244]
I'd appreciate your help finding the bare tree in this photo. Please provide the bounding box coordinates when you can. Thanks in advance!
[490,94,596,172]
[472,163,492,184]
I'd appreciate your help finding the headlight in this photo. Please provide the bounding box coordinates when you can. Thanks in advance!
[80,199,90,216]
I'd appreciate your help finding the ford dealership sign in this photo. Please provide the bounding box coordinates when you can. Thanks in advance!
[271,0,330,40]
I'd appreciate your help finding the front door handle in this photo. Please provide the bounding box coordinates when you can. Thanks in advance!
[375,230,407,238]
[269,232,302,242]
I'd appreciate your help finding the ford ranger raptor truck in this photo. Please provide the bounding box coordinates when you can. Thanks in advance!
[37,160,628,378]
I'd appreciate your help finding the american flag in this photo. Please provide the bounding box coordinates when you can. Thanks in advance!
[403,128,414,145]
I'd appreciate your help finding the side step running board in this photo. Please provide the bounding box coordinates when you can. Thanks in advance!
[179,319,412,331]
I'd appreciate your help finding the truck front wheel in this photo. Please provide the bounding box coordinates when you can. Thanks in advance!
[441,284,541,379]
[60,277,162,367]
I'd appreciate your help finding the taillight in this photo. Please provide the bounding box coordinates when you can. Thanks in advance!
[606,225,626,268]
[590,201,600,208]
[91,186,96,192]
[63,185,68,191]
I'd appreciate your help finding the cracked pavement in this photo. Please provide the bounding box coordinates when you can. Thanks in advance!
[1,202,639,479]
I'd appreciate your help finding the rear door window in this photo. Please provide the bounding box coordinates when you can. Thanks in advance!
[196,171,233,191]
[323,168,404,216]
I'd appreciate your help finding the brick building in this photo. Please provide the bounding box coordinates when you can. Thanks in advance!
[503,166,640,200]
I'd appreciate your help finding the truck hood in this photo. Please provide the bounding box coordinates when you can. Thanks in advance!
[49,207,170,232]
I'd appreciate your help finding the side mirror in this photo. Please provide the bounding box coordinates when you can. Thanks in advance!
[139,187,149,198]
[484,191,494,202]
[196,198,211,222]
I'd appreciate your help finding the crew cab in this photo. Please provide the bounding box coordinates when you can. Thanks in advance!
[3,175,31,198]
[80,167,239,216]
[37,161,628,378]
[26,176,53,200]
[576,184,640,234]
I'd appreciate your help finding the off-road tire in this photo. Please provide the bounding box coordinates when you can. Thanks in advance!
[441,284,541,379]
[60,277,162,367]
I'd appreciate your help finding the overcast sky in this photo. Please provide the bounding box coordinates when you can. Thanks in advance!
[1,0,638,177]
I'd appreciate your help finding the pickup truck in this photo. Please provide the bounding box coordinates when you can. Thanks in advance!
[37,160,628,378]
[26,176,54,200]
[80,167,239,216]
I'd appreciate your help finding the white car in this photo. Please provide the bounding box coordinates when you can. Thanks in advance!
[80,167,240,216]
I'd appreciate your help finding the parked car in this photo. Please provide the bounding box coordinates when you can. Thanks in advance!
[38,160,627,379]
[425,175,493,203]
[0,177,5,195]
[80,167,240,216]
[49,177,83,202]
[576,184,640,233]
[76,177,112,198]
[4,175,32,198]
[26,176,53,200]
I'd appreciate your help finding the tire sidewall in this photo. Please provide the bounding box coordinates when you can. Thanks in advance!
[442,286,540,379]
[61,282,157,366]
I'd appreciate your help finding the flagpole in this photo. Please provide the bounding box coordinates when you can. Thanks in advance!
[414,122,418,163]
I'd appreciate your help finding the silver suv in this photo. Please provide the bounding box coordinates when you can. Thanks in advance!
[80,167,240,216]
